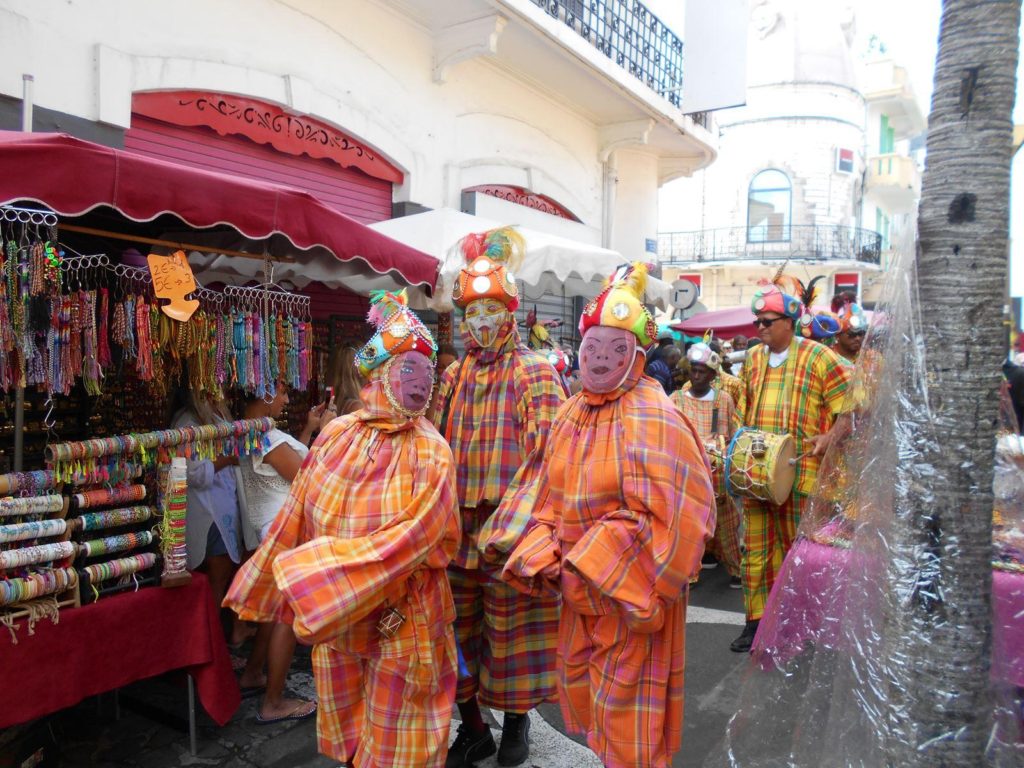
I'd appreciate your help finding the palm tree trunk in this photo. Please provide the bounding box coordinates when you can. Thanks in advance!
[884,1,1020,764]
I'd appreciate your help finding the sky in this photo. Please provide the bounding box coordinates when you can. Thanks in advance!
[646,1,1024,297]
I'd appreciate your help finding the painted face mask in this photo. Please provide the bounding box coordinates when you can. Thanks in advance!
[579,325,637,394]
[463,299,510,349]
[383,351,435,417]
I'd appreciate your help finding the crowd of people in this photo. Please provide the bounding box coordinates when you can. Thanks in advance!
[179,226,873,767]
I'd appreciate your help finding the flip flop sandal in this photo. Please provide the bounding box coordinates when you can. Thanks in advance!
[255,700,318,725]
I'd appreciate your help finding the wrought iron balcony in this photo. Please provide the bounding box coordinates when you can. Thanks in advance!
[658,225,884,265]
[530,0,684,107]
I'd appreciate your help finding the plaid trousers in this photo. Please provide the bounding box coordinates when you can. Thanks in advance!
[448,563,559,712]
[741,492,808,621]
[312,632,457,767]
[706,495,742,579]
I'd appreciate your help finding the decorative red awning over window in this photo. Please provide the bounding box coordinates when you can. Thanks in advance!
[465,184,581,222]
[0,131,437,291]
[133,91,404,184]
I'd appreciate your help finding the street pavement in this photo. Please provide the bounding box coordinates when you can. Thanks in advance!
[34,564,750,767]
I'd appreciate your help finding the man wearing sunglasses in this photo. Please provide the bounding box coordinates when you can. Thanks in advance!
[729,280,851,653]
[831,293,868,364]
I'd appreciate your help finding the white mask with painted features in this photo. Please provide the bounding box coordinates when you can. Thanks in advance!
[463,299,510,349]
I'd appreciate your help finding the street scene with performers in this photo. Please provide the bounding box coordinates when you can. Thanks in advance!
[0,0,1021,766]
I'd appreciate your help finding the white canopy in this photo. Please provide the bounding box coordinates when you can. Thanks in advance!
[367,208,671,311]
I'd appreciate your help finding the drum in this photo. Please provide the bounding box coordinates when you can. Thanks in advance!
[726,427,796,505]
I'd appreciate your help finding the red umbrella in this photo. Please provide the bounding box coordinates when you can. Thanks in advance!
[671,306,758,339]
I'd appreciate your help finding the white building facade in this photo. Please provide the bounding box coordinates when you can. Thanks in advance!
[0,0,717,301]
[658,0,924,314]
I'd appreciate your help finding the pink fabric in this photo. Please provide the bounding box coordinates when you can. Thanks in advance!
[993,570,1024,688]
[754,539,1024,688]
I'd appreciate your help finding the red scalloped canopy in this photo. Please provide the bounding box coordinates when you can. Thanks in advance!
[0,131,437,291]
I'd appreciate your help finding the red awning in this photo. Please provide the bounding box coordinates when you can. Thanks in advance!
[0,131,438,291]
[672,306,758,339]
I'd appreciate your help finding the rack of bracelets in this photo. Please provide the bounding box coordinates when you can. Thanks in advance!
[44,418,275,600]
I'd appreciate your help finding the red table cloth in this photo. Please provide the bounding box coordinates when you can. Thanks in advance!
[0,572,240,727]
[753,538,1024,688]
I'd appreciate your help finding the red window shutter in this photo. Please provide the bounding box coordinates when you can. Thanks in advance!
[124,117,392,224]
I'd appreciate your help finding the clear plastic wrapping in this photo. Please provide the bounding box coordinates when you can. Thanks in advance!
[709,243,1022,766]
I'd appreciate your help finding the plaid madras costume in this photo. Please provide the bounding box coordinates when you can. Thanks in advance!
[680,371,745,424]
[672,387,742,579]
[492,358,715,768]
[738,337,850,620]
[433,320,565,711]
[225,380,461,767]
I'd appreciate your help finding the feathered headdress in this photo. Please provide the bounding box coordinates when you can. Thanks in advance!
[451,226,524,310]
[751,263,807,320]
[831,291,868,333]
[579,262,657,346]
[355,289,436,376]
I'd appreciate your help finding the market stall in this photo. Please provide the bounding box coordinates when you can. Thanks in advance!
[0,130,439,735]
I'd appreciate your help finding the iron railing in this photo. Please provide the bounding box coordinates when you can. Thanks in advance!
[658,225,883,265]
[531,0,684,107]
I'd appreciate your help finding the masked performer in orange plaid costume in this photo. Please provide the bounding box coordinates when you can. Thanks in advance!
[730,272,850,654]
[485,263,715,768]
[225,291,461,768]
[433,227,566,768]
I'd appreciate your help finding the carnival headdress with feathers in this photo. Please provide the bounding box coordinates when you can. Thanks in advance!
[579,262,657,346]
[355,289,436,376]
[751,262,809,320]
[451,226,524,310]
[831,290,867,332]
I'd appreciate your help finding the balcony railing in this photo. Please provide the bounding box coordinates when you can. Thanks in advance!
[530,0,684,107]
[658,225,883,265]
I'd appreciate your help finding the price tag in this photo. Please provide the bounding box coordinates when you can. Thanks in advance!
[146,251,200,322]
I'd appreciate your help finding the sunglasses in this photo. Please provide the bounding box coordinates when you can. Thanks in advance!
[843,330,867,338]
[753,316,787,329]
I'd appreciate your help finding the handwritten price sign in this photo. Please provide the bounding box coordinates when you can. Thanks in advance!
[146,251,200,322]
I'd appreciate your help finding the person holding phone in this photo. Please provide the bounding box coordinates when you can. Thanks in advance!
[232,382,334,724]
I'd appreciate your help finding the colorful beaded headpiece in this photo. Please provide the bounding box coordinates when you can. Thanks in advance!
[355,289,436,377]
[578,262,657,347]
[451,226,524,311]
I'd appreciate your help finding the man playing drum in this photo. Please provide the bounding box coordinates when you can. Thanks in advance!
[672,342,742,587]
[729,277,851,653]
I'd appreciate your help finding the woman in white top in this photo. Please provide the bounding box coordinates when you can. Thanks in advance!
[235,381,333,724]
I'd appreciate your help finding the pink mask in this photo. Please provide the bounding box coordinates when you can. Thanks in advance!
[385,351,435,416]
[579,326,637,394]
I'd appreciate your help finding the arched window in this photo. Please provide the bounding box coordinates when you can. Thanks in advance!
[747,169,791,243]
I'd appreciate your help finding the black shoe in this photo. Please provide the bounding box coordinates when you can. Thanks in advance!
[497,712,531,766]
[701,553,719,570]
[446,722,496,767]
[729,619,760,653]
[729,576,743,589]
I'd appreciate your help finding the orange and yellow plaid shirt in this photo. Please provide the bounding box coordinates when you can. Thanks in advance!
[433,323,565,569]
[224,379,461,657]
[740,338,850,495]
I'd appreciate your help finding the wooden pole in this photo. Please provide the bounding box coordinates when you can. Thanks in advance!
[58,223,297,263]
